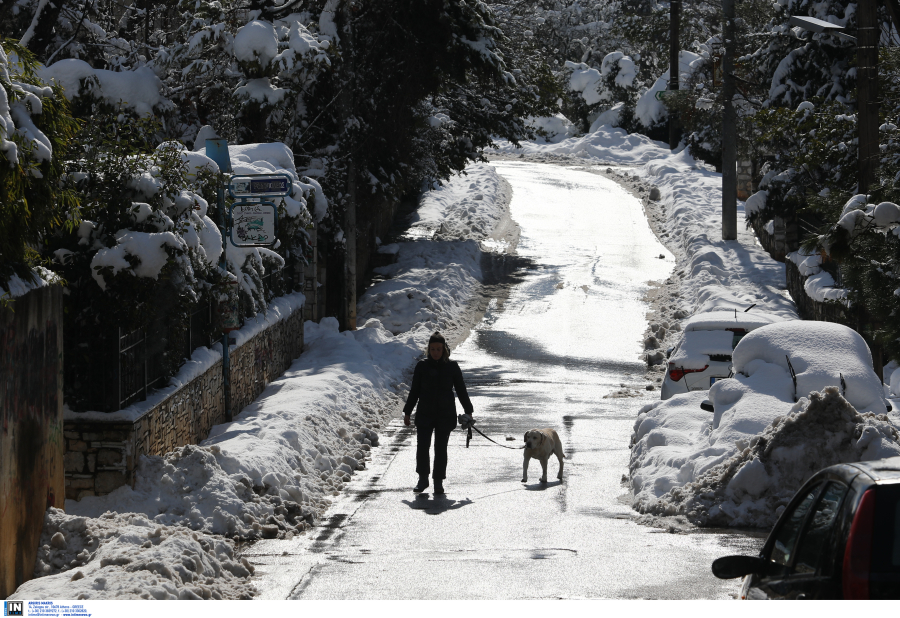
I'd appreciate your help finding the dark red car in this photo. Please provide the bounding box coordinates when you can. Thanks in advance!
[712,457,900,599]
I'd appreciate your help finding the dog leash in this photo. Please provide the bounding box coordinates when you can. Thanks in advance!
[459,415,525,450]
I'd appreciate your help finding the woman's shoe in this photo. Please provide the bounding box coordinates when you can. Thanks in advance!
[413,476,429,493]
[433,480,445,494]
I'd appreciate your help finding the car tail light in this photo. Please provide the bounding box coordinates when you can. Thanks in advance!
[668,365,709,382]
[842,488,876,599]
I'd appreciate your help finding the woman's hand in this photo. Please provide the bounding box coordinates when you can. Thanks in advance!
[404,414,411,426]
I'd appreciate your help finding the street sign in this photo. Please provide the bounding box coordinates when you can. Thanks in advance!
[228,173,292,198]
[655,90,673,101]
[230,201,278,247]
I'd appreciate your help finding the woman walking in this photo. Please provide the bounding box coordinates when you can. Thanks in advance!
[403,332,474,494]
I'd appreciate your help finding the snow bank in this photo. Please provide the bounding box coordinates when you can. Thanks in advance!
[494,124,668,164]
[11,508,255,600]
[405,163,507,242]
[357,164,511,338]
[633,388,900,528]
[358,241,482,336]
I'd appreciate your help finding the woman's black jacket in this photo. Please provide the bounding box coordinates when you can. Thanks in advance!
[403,358,473,430]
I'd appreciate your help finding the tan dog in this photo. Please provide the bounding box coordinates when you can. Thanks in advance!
[522,429,564,483]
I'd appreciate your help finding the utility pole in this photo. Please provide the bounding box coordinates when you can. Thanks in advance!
[339,0,357,331]
[669,0,681,150]
[721,0,738,240]
[857,0,879,195]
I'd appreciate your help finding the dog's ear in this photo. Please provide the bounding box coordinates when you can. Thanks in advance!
[540,433,546,444]
[523,432,528,442]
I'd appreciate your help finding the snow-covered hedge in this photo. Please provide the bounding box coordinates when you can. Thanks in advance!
[45,119,318,410]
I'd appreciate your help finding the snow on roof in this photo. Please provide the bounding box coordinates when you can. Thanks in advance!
[39,60,167,116]
[683,309,785,332]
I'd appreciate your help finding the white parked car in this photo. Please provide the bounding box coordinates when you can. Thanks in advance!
[660,310,787,399]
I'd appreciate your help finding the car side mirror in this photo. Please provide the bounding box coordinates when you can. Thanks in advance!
[666,346,674,359]
[887,401,893,412]
[700,400,714,412]
[711,555,768,579]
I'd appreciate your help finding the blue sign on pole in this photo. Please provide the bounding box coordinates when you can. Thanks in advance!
[205,138,233,173]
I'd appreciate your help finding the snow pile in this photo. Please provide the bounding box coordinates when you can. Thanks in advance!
[358,241,482,336]
[631,321,895,527]
[634,387,900,528]
[39,61,168,116]
[10,508,255,600]
[406,163,508,241]
[67,319,398,539]
[494,123,669,163]
[358,164,510,337]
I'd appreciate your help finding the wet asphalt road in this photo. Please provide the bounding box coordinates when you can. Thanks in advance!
[246,162,764,599]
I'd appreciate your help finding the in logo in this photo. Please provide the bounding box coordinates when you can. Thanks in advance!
[4,601,23,617]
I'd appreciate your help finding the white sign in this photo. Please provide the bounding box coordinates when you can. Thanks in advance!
[228,174,291,198]
[230,201,278,247]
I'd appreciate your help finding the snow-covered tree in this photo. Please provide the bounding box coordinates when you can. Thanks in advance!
[0,40,80,288]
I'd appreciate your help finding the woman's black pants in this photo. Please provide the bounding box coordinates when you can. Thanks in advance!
[416,423,452,480]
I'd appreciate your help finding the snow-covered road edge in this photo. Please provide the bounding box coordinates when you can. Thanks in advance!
[12,164,515,600]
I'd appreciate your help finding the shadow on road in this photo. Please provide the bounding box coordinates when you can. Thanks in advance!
[402,494,474,515]
[523,480,563,491]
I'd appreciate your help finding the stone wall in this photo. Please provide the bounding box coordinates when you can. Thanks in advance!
[749,215,799,263]
[64,301,305,500]
[1,285,65,598]
[737,159,754,200]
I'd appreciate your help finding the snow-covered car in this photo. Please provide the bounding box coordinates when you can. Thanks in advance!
[708,320,890,417]
[711,456,900,599]
[660,310,787,399]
